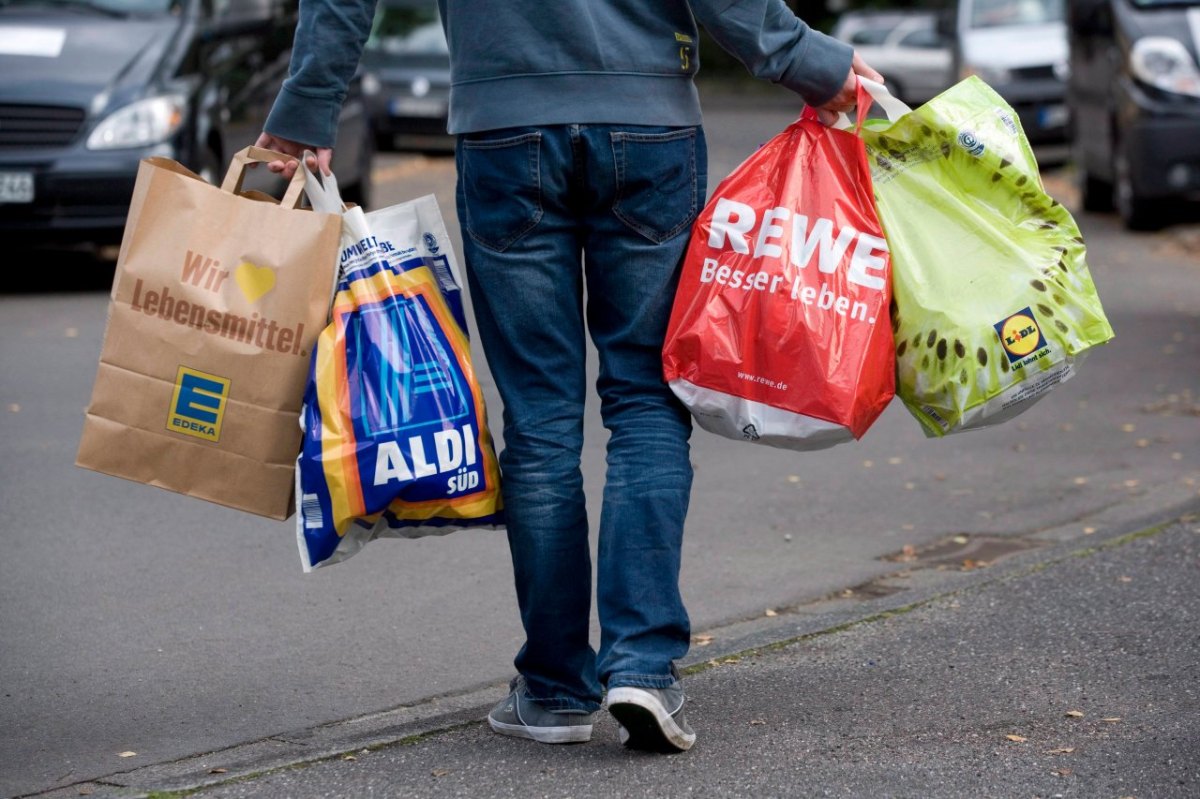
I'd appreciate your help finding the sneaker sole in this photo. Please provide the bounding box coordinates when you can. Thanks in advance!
[605,687,696,753]
[488,715,592,744]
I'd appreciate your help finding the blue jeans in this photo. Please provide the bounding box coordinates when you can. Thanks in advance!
[456,124,707,712]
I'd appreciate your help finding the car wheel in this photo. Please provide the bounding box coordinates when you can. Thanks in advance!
[1077,161,1113,213]
[195,146,222,187]
[341,131,375,210]
[1114,137,1161,231]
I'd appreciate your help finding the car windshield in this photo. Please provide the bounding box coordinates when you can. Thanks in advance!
[968,0,1064,28]
[1129,0,1200,6]
[0,0,178,14]
[366,2,447,55]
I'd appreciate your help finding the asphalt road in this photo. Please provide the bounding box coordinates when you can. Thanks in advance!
[2,91,1199,798]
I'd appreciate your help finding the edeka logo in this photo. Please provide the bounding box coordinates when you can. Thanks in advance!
[995,307,1048,364]
[167,366,231,442]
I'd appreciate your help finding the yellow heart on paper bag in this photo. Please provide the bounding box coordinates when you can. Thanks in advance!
[234,260,276,303]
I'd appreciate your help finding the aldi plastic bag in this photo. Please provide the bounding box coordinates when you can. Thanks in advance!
[663,81,895,450]
[295,163,503,570]
[855,77,1115,436]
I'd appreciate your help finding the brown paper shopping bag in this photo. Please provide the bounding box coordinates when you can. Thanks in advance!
[77,147,342,518]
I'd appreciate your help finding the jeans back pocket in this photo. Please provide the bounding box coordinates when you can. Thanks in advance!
[611,128,699,244]
[459,132,543,252]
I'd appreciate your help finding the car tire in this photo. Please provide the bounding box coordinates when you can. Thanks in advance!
[194,146,222,188]
[1078,162,1114,213]
[341,131,375,210]
[1114,137,1162,231]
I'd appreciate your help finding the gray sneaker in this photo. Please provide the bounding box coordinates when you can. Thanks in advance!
[487,676,594,744]
[605,678,696,752]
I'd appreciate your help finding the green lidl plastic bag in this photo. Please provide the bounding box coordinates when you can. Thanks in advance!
[852,77,1114,437]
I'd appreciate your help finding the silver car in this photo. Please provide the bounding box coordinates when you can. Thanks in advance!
[832,11,954,106]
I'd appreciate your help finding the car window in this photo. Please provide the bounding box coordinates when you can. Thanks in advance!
[1,0,181,12]
[898,28,945,49]
[968,0,1064,29]
[366,2,448,55]
[849,27,895,45]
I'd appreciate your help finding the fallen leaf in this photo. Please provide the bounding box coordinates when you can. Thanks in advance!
[1102,717,1122,723]
[1059,422,1074,432]
[901,524,915,531]
[7,404,19,413]
[209,768,228,774]
[1005,734,1027,743]
[1118,576,1133,583]
[888,457,903,465]
[692,634,714,646]
[1121,423,1137,433]
[863,460,874,468]
[432,768,450,777]
[961,559,989,571]
[78,789,93,797]
[117,751,137,758]
[1054,768,1073,777]
[1136,439,1150,448]
[953,535,970,545]
[1065,710,1085,718]
[1083,527,1097,535]
[905,482,917,490]
[764,608,778,617]
[1172,452,1183,461]
[841,589,855,598]
[65,327,79,338]
[749,719,766,726]
[1045,747,1077,755]
[343,755,356,761]
[1124,479,1141,489]
[787,474,801,483]
[1073,477,1089,485]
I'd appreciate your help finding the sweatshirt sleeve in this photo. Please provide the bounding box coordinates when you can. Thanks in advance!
[264,0,379,149]
[689,0,853,107]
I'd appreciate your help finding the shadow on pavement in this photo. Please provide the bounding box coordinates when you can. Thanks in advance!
[8,247,117,295]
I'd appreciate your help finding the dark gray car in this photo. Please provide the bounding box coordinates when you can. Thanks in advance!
[360,0,452,152]
[1068,0,1200,229]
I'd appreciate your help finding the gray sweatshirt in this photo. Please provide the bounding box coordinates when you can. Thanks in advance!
[265,0,853,147]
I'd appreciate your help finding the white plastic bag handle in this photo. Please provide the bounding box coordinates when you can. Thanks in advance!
[301,151,346,214]
[834,77,914,130]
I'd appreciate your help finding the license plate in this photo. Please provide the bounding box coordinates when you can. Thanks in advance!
[389,97,446,118]
[1037,104,1068,129]
[0,171,34,203]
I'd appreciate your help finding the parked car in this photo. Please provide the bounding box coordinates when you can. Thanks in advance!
[832,10,954,105]
[360,0,452,152]
[1067,0,1200,229]
[940,0,1071,143]
[0,0,372,250]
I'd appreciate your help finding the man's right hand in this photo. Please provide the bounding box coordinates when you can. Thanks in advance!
[253,132,333,179]
[816,52,884,126]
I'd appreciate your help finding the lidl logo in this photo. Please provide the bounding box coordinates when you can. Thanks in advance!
[167,366,230,442]
[995,307,1047,363]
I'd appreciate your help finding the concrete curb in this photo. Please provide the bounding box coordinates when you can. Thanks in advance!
[27,488,1200,799]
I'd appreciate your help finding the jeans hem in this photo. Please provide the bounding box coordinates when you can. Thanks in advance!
[605,672,680,690]
[522,689,601,715]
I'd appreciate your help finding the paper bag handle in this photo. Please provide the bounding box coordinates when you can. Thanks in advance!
[220,146,307,209]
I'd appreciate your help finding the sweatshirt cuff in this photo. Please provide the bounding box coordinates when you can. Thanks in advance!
[263,84,344,150]
[780,31,854,108]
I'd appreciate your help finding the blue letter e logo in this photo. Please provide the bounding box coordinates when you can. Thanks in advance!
[167,366,231,443]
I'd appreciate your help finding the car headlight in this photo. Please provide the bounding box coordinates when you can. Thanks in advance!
[87,94,186,150]
[1129,37,1200,99]
[961,63,1011,86]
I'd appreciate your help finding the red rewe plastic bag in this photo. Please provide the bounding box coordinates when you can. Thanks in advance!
[663,83,894,450]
